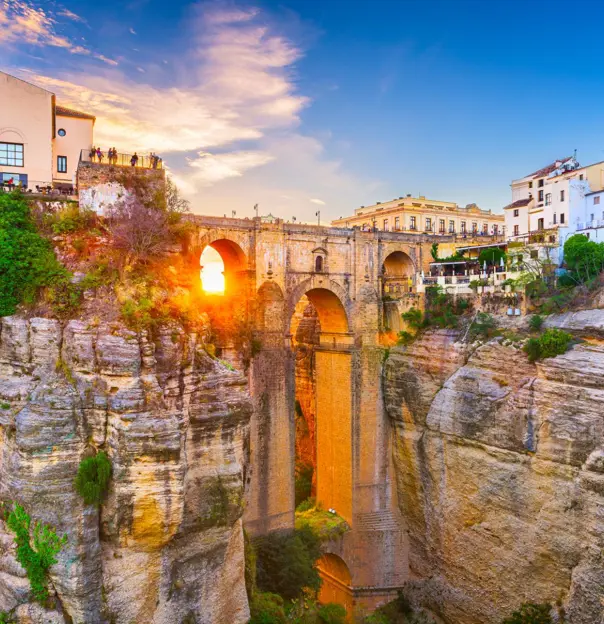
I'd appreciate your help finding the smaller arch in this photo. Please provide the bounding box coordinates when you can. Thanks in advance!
[0,127,26,142]
[208,239,247,273]
[297,288,349,334]
[382,250,415,277]
[315,255,324,273]
[256,281,285,332]
[317,554,353,615]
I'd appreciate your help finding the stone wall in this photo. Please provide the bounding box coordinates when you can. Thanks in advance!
[77,162,165,200]
[0,316,251,624]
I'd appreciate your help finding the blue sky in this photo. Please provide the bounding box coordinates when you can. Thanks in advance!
[2,0,604,221]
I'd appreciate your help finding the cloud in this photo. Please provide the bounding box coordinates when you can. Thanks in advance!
[129,27,136,35]
[5,2,376,219]
[0,0,117,64]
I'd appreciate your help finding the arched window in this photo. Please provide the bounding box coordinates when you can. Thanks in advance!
[315,255,323,272]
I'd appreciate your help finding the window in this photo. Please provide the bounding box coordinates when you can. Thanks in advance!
[545,193,552,206]
[538,179,544,187]
[315,256,323,272]
[590,213,595,221]
[594,196,601,205]
[493,224,498,234]
[57,128,66,137]
[57,156,67,174]
[538,190,544,202]
[560,190,565,202]
[528,181,533,189]
[425,217,432,231]
[513,209,519,217]
[514,224,519,236]
[448,220,455,233]
[580,174,584,180]
[461,221,466,233]
[472,222,477,233]
[383,218,389,231]
[538,218,544,230]
[439,219,445,233]
[553,213,557,224]
[394,216,400,230]
[482,223,488,233]
[530,250,539,260]
[410,216,416,230]
[0,142,24,167]
[560,213,565,224]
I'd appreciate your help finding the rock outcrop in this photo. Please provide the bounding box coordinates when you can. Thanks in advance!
[384,322,604,624]
[0,316,252,624]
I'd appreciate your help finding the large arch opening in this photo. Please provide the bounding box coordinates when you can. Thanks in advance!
[317,554,353,617]
[289,287,352,526]
[198,239,249,368]
[382,250,416,334]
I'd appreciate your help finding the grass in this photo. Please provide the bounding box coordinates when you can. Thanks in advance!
[295,504,349,541]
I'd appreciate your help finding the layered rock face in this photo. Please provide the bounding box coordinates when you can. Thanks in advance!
[0,316,251,624]
[384,324,604,624]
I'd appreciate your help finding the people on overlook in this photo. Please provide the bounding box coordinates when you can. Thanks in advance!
[96,147,103,162]
[130,152,139,167]
[89,146,96,161]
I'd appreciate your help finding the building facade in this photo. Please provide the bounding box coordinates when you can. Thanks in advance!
[565,188,604,244]
[504,156,604,263]
[0,71,94,191]
[331,194,505,237]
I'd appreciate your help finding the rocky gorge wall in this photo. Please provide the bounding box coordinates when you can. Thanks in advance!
[384,314,604,624]
[0,316,251,624]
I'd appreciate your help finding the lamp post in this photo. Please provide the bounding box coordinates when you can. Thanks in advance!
[316,210,321,226]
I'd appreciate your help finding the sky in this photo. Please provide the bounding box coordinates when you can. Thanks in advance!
[3,0,604,223]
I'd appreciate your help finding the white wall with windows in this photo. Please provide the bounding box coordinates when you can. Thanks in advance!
[0,71,54,188]
[52,113,93,185]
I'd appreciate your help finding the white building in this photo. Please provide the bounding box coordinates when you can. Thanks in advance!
[504,156,604,264]
[0,71,95,191]
[565,188,604,244]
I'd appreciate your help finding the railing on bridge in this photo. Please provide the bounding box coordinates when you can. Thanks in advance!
[79,148,163,170]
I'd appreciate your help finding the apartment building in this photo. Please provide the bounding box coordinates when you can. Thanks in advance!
[504,156,604,262]
[331,194,505,236]
[0,70,95,190]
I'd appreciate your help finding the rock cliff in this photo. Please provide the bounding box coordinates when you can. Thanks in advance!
[384,317,604,624]
[0,316,252,624]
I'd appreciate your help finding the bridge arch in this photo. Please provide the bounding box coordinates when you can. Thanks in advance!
[199,238,248,295]
[382,250,415,276]
[318,554,353,616]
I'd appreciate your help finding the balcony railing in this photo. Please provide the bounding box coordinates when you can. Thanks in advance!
[79,149,163,170]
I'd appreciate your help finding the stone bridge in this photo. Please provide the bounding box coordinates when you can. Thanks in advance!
[184,215,443,616]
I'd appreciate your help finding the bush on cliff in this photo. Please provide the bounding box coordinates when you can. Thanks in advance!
[524,328,573,362]
[249,592,287,624]
[0,192,76,317]
[74,451,112,506]
[255,525,322,600]
[2,502,67,604]
[502,602,553,624]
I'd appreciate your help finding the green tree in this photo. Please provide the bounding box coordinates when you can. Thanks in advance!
[478,247,506,267]
[502,602,552,624]
[563,234,604,281]
[255,525,322,600]
[0,192,74,316]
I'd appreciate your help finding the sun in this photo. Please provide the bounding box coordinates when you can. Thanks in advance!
[200,246,225,294]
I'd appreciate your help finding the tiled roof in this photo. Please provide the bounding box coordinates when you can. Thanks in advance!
[503,198,532,210]
[526,157,573,179]
[55,105,96,121]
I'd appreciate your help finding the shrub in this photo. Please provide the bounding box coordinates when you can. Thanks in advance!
[3,502,67,604]
[249,592,287,624]
[0,192,74,316]
[318,603,347,624]
[502,602,553,624]
[397,330,415,345]
[295,462,314,508]
[295,505,349,541]
[244,529,257,601]
[49,205,96,235]
[523,329,572,362]
[529,315,544,331]
[296,498,316,513]
[74,451,112,506]
[469,312,497,341]
[255,525,322,600]
[401,307,423,329]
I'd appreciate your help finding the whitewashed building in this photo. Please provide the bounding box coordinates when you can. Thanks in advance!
[504,156,604,264]
[0,70,95,191]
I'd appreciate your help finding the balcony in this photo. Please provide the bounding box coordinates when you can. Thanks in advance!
[79,148,163,170]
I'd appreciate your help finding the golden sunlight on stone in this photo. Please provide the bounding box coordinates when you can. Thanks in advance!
[200,245,225,294]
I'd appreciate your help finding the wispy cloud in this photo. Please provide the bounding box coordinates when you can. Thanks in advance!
[0,0,116,64]
[129,27,136,35]
[310,198,325,205]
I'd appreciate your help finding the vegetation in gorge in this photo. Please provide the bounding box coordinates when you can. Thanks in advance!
[74,451,112,506]
[524,328,573,362]
[502,602,553,624]
[295,502,349,541]
[2,502,67,604]
[362,591,435,623]
[246,523,347,624]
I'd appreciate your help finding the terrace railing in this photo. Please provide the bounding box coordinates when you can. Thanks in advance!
[79,149,163,170]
